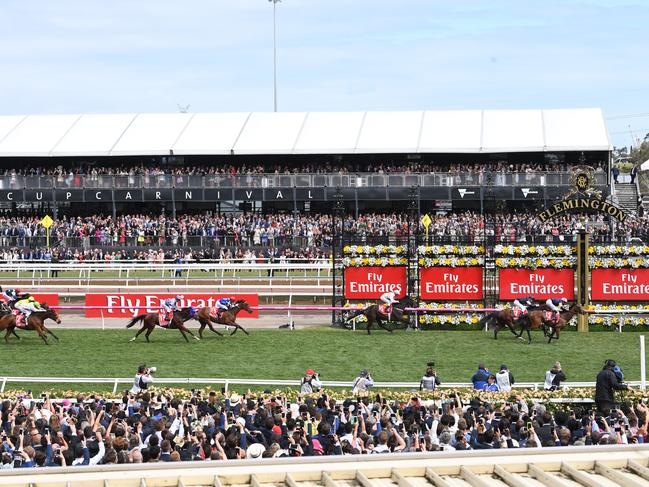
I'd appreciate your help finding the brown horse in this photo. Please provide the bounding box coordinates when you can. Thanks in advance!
[194,300,253,338]
[0,305,61,344]
[126,307,200,343]
[517,303,586,344]
[343,297,416,335]
[477,309,523,340]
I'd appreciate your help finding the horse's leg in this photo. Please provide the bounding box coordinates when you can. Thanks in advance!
[130,325,145,342]
[375,316,392,333]
[11,328,21,340]
[4,328,11,343]
[226,322,249,336]
[179,322,200,341]
[207,317,224,336]
[43,326,59,341]
[494,321,499,340]
[144,327,153,342]
[526,327,532,344]
[37,326,49,345]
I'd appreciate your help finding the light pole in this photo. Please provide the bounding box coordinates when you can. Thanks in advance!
[269,0,281,112]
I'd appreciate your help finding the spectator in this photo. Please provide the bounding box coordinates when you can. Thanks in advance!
[300,369,322,394]
[496,364,514,392]
[351,370,374,396]
[482,375,500,392]
[544,362,566,391]
[471,363,490,390]
[130,364,155,394]
[595,359,629,414]
[612,165,620,183]
[420,363,441,391]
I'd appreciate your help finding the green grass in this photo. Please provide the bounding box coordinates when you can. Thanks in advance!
[0,328,643,394]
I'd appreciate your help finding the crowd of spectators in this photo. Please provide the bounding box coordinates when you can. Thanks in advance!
[0,378,641,467]
[0,160,607,179]
[0,209,646,260]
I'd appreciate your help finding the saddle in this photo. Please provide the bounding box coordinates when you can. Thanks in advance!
[543,311,560,323]
[378,304,392,315]
[209,307,221,319]
[13,310,26,328]
[158,311,171,328]
[512,308,527,319]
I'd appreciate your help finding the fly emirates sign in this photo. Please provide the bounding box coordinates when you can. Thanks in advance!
[344,267,407,299]
[592,269,649,301]
[499,269,574,300]
[420,267,483,300]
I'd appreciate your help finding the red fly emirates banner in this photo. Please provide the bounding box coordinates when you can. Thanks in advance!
[344,267,407,299]
[1,294,59,307]
[84,294,259,318]
[499,269,574,300]
[420,267,483,300]
[592,269,649,301]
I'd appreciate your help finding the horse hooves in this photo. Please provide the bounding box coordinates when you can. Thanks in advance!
[193,336,200,341]
[129,337,136,342]
[517,336,525,341]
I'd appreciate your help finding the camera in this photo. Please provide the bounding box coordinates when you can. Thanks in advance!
[427,361,435,367]
[148,367,157,374]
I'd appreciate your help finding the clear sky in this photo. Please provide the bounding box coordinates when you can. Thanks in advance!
[0,0,647,148]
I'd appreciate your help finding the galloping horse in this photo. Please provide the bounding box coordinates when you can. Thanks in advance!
[517,303,586,344]
[193,300,253,338]
[477,308,524,340]
[344,296,416,335]
[126,307,200,342]
[0,305,61,344]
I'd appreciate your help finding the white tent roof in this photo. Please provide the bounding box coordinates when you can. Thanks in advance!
[0,108,611,157]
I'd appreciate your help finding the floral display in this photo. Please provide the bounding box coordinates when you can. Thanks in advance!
[418,302,483,326]
[495,244,574,256]
[495,257,575,269]
[343,245,408,267]
[589,304,649,327]
[589,245,649,256]
[417,245,484,268]
[590,258,649,269]
[494,244,576,269]
[2,387,644,408]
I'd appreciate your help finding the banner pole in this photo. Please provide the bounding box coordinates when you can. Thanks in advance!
[641,335,646,391]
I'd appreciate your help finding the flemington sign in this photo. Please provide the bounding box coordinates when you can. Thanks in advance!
[537,168,628,223]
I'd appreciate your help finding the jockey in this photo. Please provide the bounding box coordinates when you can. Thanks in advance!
[14,296,42,321]
[217,297,235,313]
[162,295,184,321]
[380,291,398,307]
[513,296,534,314]
[1,287,26,307]
[545,297,568,320]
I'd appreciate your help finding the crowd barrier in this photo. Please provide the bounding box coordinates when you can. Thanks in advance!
[0,375,643,395]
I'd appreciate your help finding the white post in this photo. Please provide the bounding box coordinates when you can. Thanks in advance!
[287,293,292,326]
[101,309,105,331]
[641,335,646,391]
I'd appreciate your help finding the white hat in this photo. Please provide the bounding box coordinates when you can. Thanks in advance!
[230,393,241,406]
[246,443,266,459]
[236,417,246,427]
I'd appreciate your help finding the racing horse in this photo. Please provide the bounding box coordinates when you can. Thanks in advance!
[126,307,200,342]
[193,300,253,338]
[477,308,524,340]
[0,304,61,344]
[343,296,417,335]
[516,303,586,344]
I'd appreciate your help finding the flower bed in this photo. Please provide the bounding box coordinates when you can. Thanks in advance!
[343,245,407,267]
[418,245,484,268]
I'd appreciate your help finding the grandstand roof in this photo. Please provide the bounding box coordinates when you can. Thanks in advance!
[0,109,611,157]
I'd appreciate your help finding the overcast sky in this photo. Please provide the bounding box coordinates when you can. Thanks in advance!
[0,0,647,148]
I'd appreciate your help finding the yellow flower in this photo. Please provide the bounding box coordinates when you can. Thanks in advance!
[418,258,424,266]
[478,246,485,254]
[388,258,395,265]
[529,246,536,254]
[343,245,351,253]
[495,258,504,267]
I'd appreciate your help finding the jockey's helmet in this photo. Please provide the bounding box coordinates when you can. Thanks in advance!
[561,297,568,303]
[176,295,184,301]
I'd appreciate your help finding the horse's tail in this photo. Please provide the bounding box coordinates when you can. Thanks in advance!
[126,314,146,328]
[477,313,495,328]
[344,308,365,321]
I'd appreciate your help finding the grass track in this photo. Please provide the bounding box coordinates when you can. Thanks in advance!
[0,328,642,393]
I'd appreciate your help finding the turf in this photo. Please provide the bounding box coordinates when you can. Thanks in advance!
[0,327,643,394]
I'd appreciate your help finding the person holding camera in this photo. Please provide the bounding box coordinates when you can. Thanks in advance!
[352,370,374,396]
[420,362,441,391]
[595,359,629,414]
[300,368,322,394]
[131,364,156,394]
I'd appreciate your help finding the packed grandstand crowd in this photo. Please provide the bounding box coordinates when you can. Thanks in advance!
[0,161,606,179]
[0,210,645,261]
[0,383,642,467]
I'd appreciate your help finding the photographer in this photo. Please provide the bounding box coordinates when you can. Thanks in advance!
[130,364,156,394]
[420,362,441,391]
[300,368,322,394]
[352,370,374,396]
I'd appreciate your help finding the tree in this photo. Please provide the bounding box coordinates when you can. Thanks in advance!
[630,133,649,167]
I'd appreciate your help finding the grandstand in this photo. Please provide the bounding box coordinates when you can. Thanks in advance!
[0,109,611,220]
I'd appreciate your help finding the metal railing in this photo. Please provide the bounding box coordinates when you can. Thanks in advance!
[0,171,608,190]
